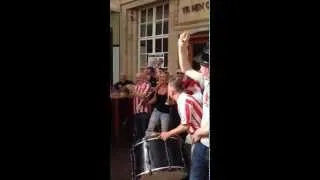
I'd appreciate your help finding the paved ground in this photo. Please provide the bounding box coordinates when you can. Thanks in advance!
[110,142,132,180]
[110,122,134,180]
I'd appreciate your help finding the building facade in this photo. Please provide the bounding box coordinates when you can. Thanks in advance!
[119,0,209,81]
[110,10,120,84]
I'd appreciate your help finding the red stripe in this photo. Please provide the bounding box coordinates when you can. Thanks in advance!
[184,103,191,124]
[186,99,202,120]
[188,95,202,107]
[133,82,152,114]
[191,114,201,127]
[183,94,203,134]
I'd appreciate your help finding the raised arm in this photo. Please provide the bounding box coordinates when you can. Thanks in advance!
[178,32,192,72]
[178,32,203,83]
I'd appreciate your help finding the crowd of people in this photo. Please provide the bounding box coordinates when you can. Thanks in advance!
[111,31,212,180]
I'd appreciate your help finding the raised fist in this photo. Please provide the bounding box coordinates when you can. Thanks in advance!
[178,31,190,48]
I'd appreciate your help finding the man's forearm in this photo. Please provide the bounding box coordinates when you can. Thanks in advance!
[168,124,188,136]
[178,44,192,72]
[197,127,209,137]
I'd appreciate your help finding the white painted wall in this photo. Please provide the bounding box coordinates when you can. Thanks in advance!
[113,46,120,83]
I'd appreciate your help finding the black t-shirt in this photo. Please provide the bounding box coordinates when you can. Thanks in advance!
[155,93,170,113]
[113,80,134,90]
[169,104,180,128]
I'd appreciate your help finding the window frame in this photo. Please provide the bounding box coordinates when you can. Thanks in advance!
[138,2,169,70]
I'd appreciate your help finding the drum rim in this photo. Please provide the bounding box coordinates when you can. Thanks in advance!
[136,166,185,177]
[133,136,179,147]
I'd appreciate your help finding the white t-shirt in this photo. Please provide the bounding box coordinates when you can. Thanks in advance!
[185,70,210,148]
[200,79,210,147]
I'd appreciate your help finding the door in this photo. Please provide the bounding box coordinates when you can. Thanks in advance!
[188,31,209,70]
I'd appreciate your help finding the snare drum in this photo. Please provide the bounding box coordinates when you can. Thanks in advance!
[131,136,186,180]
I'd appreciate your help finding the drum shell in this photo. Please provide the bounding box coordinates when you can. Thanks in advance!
[132,137,185,178]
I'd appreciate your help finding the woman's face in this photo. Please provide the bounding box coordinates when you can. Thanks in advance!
[159,73,168,84]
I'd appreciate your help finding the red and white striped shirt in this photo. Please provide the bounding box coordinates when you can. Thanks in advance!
[183,78,203,104]
[133,80,152,114]
[177,92,203,134]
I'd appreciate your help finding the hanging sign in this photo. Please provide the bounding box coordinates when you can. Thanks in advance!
[147,53,165,68]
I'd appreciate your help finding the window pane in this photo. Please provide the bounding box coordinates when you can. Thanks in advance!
[155,39,162,52]
[140,54,147,67]
[164,4,169,19]
[147,40,153,53]
[163,20,168,34]
[156,6,163,20]
[163,38,168,52]
[147,8,153,22]
[140,40,146,54]
[140,24,146,37]
[156,21,162,35]
[147,23,152,36]
[164,53,168,67]
[141,9,146,23]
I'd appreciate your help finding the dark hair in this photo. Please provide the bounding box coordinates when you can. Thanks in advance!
[147,66,155,74]
[168,78,184,93]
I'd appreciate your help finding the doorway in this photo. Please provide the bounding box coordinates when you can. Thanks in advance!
[188,31,209,70]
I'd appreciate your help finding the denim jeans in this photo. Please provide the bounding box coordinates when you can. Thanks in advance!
[145,108,170,136]
[189,142,209,180]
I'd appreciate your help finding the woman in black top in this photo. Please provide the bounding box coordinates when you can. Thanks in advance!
[145,72,171,137]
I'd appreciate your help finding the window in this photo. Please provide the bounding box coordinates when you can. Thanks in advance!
[138,3,169,70]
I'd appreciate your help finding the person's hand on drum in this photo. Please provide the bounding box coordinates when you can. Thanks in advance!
[159,131,171,141]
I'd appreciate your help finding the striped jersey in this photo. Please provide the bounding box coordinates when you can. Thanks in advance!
[133,81,152,114]
[183,78,203,104]
[176,92,203,134]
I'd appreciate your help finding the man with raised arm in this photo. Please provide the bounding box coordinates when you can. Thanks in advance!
[178,31,210,180]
